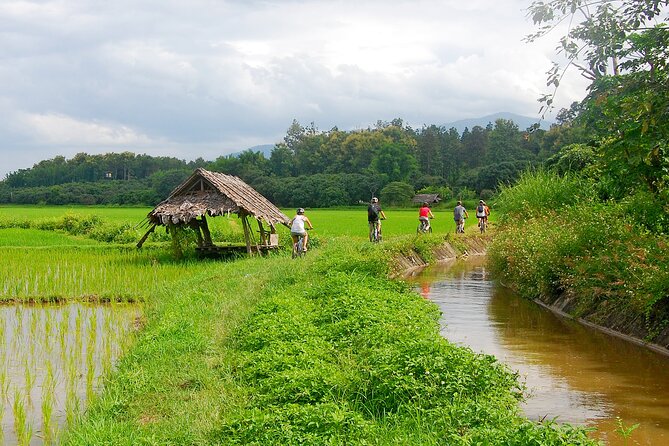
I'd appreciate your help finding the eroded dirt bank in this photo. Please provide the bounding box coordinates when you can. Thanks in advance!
[392,235,489,276]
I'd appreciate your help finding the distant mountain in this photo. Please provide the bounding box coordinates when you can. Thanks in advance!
[231,144,275,158]
[443,112,553,134]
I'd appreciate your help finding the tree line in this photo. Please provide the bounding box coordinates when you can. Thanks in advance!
[0,117,571,207]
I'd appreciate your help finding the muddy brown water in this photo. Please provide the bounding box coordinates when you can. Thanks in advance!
[0,302,140,445]
[408,257,669,446]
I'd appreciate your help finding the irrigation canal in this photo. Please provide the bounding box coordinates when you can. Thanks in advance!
[408,256,669,446]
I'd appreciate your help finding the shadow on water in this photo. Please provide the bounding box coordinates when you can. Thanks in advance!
[409,257,669,446]
[0,302,140,445]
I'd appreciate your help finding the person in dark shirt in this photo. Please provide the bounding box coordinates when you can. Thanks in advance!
[367,197,387,241]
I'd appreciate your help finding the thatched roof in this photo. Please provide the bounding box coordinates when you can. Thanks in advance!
[147,168,290,227]
[412,193,441,204]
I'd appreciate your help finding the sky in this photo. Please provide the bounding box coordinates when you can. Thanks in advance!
[0,0,590,179]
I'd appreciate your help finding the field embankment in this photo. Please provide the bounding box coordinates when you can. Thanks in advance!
[61,236,595,445]
[489,171,669,352]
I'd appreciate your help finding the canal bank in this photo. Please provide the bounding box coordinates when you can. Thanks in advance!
[408,259,669,446]
[398,234,669,358]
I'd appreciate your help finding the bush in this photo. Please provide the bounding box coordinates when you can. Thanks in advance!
[495,169,593,222]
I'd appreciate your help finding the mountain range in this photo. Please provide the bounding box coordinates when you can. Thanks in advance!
[442,112,553,133]
[236,112,553,157]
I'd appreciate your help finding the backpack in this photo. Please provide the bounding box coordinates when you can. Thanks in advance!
[368,204,380,220]
[477,205,484,213]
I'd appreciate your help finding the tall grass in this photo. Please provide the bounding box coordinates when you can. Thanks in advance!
[490,170,669,344]
[495,169,594,222]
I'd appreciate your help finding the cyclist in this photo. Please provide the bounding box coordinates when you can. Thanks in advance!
[475,200,490,229]
[418,201,434,232]
[453,200,469,233]
[368,197,386,241]
[289,208,313,251]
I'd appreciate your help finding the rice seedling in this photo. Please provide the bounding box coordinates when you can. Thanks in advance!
[41,361,56,445]
[13,389,31,446]
[0,303,138,445]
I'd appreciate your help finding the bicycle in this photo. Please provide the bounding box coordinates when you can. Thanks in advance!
[478,217,486,234]
[417,218,432,234]
[292,229,311,258]
[456,218,466,234]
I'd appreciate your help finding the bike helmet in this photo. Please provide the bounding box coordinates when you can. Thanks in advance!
[371,197,378,203]
[297,208,305,214]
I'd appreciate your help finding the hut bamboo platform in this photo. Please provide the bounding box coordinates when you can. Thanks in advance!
[137,168,290,256]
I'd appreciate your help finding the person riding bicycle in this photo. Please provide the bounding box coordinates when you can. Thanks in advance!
[418,201,434,232]
[289,208,313,251]
[453,200,469,233]
[475,200,490,229]
[368,197,386,241]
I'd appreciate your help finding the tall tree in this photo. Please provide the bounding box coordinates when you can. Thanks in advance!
[527,0,669,199]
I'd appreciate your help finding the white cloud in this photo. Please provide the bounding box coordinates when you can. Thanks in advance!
[19,113,154,146]
[0,0,591,178]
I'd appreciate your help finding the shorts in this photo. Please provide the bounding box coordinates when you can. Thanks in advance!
[291,231,307,237]
[419,216,429,222]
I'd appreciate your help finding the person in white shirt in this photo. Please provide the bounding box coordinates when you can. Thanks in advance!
[289,208,314,251]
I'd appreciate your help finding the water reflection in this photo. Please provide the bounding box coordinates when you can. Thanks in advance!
[410,258,669,446]
[0,303,140,445]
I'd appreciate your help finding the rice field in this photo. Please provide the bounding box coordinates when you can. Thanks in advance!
[0,303,139,445]
[0,204,489,444]
[0,207,191,444]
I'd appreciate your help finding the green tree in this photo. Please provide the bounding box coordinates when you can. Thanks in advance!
[528,0,669,202]
[380,181,414,206]
[486,119,528,164]
[371,142,418,183]
[269,144,295,177]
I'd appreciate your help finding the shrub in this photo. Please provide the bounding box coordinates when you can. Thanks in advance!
[495,169,593,222]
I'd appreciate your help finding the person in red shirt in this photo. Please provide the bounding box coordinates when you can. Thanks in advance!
[418,202,435,233]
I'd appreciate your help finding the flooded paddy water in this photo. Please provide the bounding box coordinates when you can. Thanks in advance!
[0,302,140,445]
[409,257,669,446]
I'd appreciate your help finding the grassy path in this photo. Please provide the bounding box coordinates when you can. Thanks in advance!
[62,238,596,445]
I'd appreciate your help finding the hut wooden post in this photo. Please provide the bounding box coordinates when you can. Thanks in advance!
[200,215,213,246]
[240,211,253,255]
[193,222,204,248]
[257,219,267,246]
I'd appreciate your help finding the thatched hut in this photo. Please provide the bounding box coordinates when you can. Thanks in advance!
[412,193,441,205]
[137,168,290,255]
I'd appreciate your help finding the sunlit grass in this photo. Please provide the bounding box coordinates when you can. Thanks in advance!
[0,246,198,302]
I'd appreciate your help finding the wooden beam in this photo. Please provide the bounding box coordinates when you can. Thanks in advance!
[241,212,253,255]
[257,219,267,245]
[136,224,157,248]
[200,215,213,246]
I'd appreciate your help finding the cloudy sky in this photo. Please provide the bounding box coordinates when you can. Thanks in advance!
[0,0,590,179]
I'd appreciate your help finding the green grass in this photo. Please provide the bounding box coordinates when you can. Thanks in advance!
[0,228,101,247]
[60,238,596,445]
[0,205,592,445]
[0,205,150,224]
[490,171,669,344]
